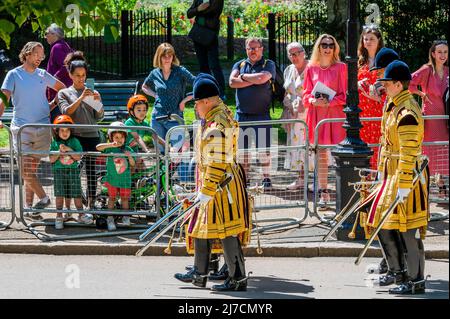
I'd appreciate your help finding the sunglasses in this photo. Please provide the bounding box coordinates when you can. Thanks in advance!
[315,92,330,100]
[320,43,335,49]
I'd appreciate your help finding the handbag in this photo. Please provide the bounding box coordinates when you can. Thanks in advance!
[188,23,217,47]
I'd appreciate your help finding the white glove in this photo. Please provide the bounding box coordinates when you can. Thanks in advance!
[397,188,410,203]
[195,192,213,204]
[377,172,382,181]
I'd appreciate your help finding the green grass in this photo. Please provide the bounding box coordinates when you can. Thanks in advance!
[145,101,283,125]
[0,129,9,148]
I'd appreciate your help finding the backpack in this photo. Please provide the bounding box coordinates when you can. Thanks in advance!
[239,59,285,112]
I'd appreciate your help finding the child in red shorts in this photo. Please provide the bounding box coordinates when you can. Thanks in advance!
[96,122,135,231]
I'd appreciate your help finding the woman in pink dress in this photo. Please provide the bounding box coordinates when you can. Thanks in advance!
[302,34,347,209]
[357,25,385,170]
[409,40,448,198]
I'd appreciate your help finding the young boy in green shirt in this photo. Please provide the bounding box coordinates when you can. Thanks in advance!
[49,115,93,230]
[125,94,151,153]
[96,121,136,231]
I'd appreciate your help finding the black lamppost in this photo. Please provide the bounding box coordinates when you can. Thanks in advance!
[331,0,372,240]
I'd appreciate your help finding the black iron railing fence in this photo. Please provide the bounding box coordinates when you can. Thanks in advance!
[267,4,328,73]
[62,8,171,79]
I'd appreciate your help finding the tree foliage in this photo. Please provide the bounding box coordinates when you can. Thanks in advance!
[359,0,449,71]
[0,0,114,48]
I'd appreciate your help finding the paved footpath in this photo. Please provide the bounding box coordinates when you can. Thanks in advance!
[0,255,447,299]
[0,202,448,258]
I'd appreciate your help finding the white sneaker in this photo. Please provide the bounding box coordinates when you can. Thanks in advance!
[64,213,74,221]
[55,217,64,230]
[122,216,131,226]
[287,180,303,190]
[107,216,116,231]
[78,213,94,225]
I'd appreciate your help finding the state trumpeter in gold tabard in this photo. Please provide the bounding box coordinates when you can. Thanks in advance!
[360,48,402,280]
[358,60,429,295]
[174,73,251,292]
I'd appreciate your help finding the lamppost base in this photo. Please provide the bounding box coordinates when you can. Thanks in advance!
[331,146,372,241]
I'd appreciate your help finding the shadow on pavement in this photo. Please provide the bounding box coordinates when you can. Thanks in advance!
[426,219,449,236]
[208,275,315,299]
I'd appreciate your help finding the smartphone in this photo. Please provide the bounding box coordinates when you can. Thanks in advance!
[85,78,95,91]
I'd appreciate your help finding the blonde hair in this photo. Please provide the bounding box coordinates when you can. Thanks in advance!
[19,42,44,63]
[153,43,180,68]
[309,34,340,65]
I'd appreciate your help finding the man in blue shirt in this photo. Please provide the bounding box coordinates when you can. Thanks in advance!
[229,37,276,188]
[0,42,66,217]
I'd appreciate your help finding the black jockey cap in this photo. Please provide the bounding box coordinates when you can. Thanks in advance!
[378,60,412,82]
[193,73,220,100]
[370,48,400,72]
[196,72,219,87]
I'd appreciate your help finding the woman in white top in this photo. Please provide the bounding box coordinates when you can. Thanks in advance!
[282,42,308,190]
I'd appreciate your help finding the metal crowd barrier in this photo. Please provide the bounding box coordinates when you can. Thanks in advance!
[0,125,15,230]
[164,119,310,233]
[3,114,447,241]
[15,123,162,241]
[311,115,449,222]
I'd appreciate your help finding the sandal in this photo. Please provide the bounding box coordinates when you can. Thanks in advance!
[287,179,303,190]
[318,189,330,211]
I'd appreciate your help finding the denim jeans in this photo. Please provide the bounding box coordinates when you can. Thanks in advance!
[193,37,225,98]
[151,115,184,154]
[235,112,272,149]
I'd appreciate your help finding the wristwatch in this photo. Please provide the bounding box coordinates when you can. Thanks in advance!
[240,73,246,82]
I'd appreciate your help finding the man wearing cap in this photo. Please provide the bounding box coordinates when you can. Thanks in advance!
[174,74,251,291]
[360,60,429,294]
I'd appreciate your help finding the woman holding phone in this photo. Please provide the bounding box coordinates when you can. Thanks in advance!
[58,51,104,211]
[302,34,347,210]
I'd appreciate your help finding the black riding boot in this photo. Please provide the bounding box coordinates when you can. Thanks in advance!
[175,239,210,288]
[389,279,426,295]
[209,263,229,280]
[211,237,247,291]
[379,270,407,286]
[211,276,247,291]
[389,229,426,295]
[174,266,207,287]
